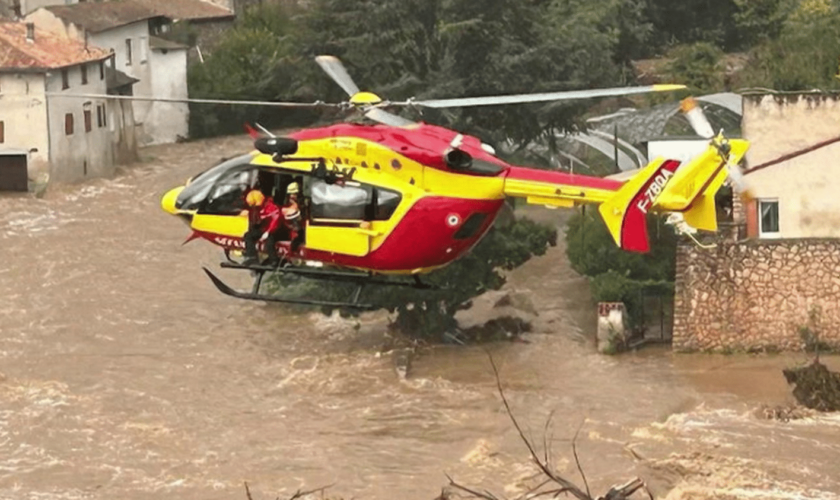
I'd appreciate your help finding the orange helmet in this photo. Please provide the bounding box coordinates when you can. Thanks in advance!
[245,190,265,207]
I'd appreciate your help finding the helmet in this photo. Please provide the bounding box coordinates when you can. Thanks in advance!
[245,190,265,207]
[287,182,299,195]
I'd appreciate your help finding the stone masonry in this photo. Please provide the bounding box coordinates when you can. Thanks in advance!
[673,239,840,352]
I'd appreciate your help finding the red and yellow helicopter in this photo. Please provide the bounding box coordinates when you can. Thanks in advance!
[160,56,749,309]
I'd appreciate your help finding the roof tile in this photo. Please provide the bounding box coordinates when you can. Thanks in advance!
[0,21,110,71]
[44,1,164,33]
[134,0,233,21]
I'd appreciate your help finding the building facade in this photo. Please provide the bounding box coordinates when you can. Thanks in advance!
[0,20,136,189]
[25,1,191,145]
[738,93,840,239]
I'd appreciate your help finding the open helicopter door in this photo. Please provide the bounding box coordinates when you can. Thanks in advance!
[302,178,380,257]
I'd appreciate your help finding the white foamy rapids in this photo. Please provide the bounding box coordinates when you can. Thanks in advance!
[1,209,65,237]
[628,405,840,500]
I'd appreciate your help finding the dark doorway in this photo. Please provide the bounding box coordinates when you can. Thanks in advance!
[0,155,28,192]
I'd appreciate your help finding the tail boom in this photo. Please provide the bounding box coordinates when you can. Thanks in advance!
[503,167,622,208]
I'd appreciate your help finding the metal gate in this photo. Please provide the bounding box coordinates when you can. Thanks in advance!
[0,154,28,192]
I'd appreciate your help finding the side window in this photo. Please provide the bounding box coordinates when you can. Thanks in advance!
[310,180,372,220]
[759,199,779,238]
[201,169,256,215]
[373,187,401,220]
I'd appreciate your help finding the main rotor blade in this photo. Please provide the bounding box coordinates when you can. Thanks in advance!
[364,108,416,127]
[399,84,687,109]
[680,96,715,139]
[315,55,361,97]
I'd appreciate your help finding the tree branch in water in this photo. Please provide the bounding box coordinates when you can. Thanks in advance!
[443,353,653,500]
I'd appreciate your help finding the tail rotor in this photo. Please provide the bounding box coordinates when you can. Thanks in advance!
[680,97,753,202]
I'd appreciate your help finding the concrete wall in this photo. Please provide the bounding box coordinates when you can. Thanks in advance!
[88,21,154,137]
[146,46,188,144]
[741,94,840,238]
[19,0,63,15]
[673,240,840,353]
[25,9,83,40]
[0,73,50,179]
[109,99,139,165]
[45,62,114,182]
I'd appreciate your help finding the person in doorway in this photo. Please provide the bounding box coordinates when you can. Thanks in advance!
[282,182,303,252]
[242,189,283,266]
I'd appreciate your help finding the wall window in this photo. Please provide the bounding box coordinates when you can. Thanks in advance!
[84,109,92,133]
[61,69,69,89]
[140,36,148,63]
[81,64,87,85]
[97,104,105,128]
[125,39,132,65]
[65,113,74,135]
[759,199,780,237]
[99,60,105,80]
[0,121,4,143]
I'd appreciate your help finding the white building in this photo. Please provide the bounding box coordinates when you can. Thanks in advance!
[738,92,840,240]
[0,20,132,189]
[25,1,190,145]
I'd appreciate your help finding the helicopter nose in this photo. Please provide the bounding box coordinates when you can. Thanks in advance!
[161,186,184,215]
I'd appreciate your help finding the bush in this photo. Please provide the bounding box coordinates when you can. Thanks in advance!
[565,207,677,328]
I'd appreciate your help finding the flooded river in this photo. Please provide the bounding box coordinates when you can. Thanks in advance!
[1,135,838,500]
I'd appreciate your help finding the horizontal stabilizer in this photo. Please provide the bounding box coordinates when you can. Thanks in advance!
[598,158,681,253]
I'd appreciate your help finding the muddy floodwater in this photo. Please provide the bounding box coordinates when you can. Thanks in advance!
[1,135,839,500]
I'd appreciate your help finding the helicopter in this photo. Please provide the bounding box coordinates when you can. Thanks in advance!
[160,56,750,309]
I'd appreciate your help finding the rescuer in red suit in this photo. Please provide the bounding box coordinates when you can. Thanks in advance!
[243,189,282,266]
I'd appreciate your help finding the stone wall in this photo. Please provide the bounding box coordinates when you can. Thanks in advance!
[673,239,840,352]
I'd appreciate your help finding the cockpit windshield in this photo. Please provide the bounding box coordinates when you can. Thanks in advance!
[175,153,256,212]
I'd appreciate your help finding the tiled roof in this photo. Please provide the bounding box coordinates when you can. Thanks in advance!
[0,21,110,71]
[44,1,165,33]
[43,0,232,32]
[134,0,234,20]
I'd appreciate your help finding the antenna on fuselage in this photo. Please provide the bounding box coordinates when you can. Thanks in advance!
[255,122,276,138]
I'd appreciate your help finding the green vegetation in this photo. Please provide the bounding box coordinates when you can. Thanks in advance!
[564,208,676,328]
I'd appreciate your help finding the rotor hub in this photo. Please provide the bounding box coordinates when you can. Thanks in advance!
[349,91,383,107]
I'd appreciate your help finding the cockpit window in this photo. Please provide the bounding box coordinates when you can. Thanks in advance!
[202,169,257,215]
[175,153,256,211]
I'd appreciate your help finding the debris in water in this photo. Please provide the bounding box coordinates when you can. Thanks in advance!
[782,360,840,412]
[754,403,811,422]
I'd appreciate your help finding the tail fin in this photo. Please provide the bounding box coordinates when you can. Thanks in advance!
[680,166,727,232]
[658,137,749,232]
[598,158,681,253]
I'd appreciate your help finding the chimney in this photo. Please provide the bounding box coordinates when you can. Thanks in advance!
[25,23,35,43]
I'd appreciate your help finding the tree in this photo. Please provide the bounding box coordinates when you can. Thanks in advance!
[737,0,840,91]
[662,42,727,94]
[186,3,320,138]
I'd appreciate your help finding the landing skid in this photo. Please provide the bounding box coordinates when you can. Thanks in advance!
[204,267,377,310]
[204,260,438,310]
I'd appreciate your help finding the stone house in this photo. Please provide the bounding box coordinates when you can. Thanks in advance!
[0,20,137,190]
[25,0,194,145]
[672,92,840,353]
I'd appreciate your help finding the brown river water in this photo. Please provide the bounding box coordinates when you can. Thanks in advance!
[1,134,839,500]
